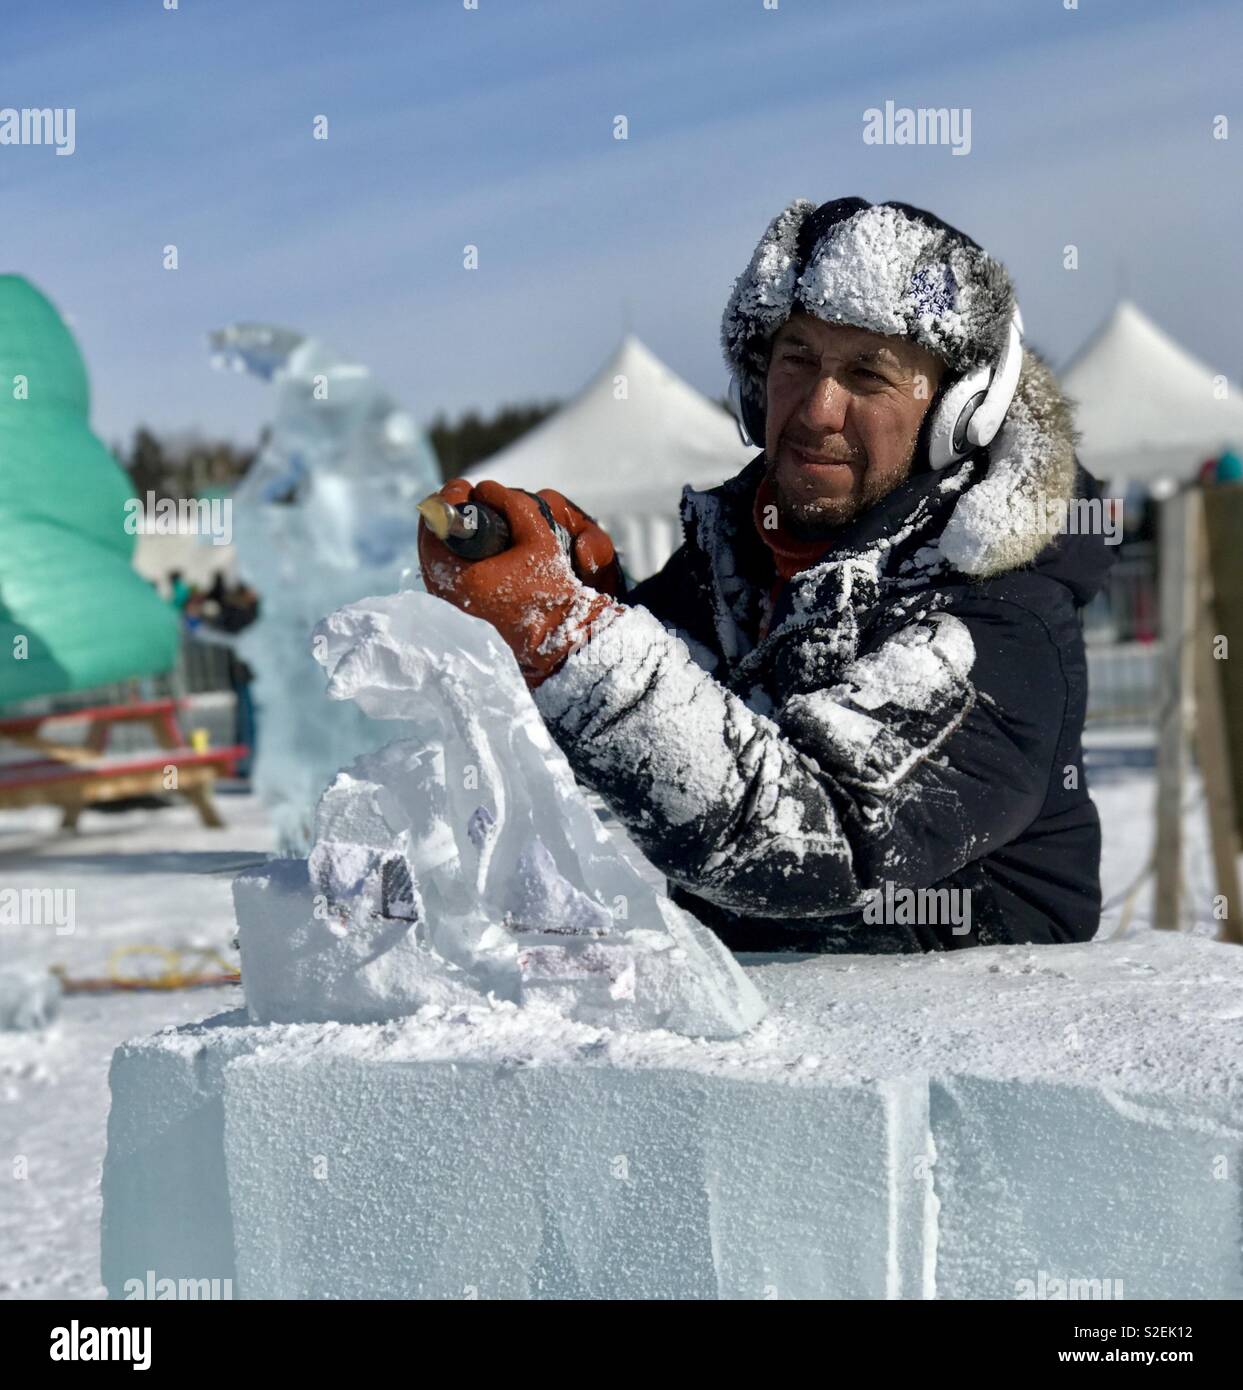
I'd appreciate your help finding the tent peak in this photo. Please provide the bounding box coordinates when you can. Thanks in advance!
[1059,297,1243,487]
[1063,298,1206,380]
[465,333,754,513]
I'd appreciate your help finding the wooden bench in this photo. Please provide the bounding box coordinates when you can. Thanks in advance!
[0,699,246,829]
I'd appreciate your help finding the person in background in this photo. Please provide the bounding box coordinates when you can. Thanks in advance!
[167,569,193,612]
[215,581,260,779]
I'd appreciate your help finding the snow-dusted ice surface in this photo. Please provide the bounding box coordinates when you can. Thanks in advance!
[234,591,766,1040]
[102,929,1243,1299]
[0,746,1233,1300]
[209,324,441,852]
[0,795,273,1299]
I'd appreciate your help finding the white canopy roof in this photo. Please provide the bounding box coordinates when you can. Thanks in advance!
[466,335,754,516]
[1060,300,1243,490]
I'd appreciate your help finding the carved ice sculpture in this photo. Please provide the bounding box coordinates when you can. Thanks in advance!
[232,591,766,1040]
[209,323,441,852]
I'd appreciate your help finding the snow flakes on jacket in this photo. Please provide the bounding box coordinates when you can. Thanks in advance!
[534,354,1113,954]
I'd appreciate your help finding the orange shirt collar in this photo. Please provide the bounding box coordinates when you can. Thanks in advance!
[752,470,834,581]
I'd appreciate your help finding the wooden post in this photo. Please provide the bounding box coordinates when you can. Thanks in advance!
[1190,490,1243,945]
[1154,490,1197,931]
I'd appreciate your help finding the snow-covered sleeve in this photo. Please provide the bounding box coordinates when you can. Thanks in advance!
[620,541,723,671]
[532,597,1065,918]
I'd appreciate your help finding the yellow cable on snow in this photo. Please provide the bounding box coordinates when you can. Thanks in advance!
[50,945,241,993]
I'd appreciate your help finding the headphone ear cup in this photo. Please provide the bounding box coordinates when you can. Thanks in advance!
[926,367,990,470]
[730,372,766,449]
[965,312,1024,450]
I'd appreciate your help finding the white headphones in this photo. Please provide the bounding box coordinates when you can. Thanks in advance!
[728,304,1025,471]
[926,306,1024,470]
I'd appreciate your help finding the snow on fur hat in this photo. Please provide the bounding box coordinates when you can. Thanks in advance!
[721,197,1017,406]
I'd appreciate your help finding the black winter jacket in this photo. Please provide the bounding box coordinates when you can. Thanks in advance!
[533,354,1115,953]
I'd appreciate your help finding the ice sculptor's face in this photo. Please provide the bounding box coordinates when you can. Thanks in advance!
[763,309,944,537]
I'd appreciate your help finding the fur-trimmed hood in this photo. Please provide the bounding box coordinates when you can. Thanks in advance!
[935,345,1079,577]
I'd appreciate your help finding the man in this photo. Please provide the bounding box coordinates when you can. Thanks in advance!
[419,197,1114,952]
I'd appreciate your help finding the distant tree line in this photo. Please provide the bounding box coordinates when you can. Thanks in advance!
[114,401,561,498]
[115,427,258,501]
[426,401,560,480]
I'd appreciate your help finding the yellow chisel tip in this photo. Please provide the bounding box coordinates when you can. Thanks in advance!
[416,495,454,541]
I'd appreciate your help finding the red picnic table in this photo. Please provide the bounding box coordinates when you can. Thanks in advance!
[0,698,246,829]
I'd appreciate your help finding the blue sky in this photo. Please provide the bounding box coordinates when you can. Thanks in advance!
[1,0,1239,448]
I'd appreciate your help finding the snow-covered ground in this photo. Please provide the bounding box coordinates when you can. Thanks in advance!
[1088,733,1222,939]
[0,745,1226,1300]
[0,790,273,1300]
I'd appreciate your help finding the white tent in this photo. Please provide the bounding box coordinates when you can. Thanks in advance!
[467,334,755,579]
[1060,301,1243,492]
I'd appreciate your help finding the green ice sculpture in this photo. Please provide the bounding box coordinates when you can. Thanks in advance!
[0,275,178,705]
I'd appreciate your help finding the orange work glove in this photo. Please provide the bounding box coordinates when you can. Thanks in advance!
[534,489,624,598]
[417,477,475,599]
[417,479,622,687]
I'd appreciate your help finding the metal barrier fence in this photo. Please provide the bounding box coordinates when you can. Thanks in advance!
[1083,543,1158,645]
[1083,543,1159,726]
[176,635,236,696]
[1086,642,1159,726]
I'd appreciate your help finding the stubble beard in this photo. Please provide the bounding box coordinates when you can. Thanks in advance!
[773,438,919,540]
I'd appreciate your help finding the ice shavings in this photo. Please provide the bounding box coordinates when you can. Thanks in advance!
[832,613,974,713]
[539,600,843,875]
[537,601,853,895]
[780,615,976,794]
[719,198,815,375]
[679,486,753,663]
[797,205,946,342]
[722,200,1015,385]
